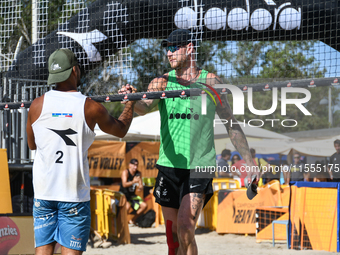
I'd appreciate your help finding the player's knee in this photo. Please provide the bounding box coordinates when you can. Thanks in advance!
[177,222,195,244]
[141,202,147,210]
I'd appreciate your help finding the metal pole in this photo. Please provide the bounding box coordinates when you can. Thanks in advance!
[32,0,38,44]
[20,172,25,213]
[329,86,332,127]
[21,84,28,163]
[0,111,3,149]
[14,110,19,163]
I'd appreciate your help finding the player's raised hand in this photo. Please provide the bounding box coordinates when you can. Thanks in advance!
[118,84,137,104]
[118,84,137,94]
[245,166,260,200]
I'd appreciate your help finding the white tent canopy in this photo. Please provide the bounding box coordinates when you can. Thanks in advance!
[95,111,292,141]
[94,111,338,157]
[213,115,291,140]
[224,139,292,155]
[224,136,340,157]
[288,136,340,157]
[94,111,161,140]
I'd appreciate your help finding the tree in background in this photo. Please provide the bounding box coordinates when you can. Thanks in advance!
[1,2,338,128]
[130,39,169,92]
[0,0,96,73]
[224,41,340,132]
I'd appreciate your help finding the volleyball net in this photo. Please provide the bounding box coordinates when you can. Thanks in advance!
[0,0,339,104]
[1,0,340,164]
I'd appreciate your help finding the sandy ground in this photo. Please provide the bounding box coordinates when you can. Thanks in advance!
[83,225,335,255]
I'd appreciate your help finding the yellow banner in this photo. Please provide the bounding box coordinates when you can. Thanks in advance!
[290,185,337,252]
[88,141,126,178]
[256,207,289,242]
[216,180,282,234]
[88,141,160,178]
[0,149,12,214]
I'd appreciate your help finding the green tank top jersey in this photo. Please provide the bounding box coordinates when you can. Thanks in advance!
[157,69,216,169]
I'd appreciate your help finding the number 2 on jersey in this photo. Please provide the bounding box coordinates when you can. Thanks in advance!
[56,151,64,164]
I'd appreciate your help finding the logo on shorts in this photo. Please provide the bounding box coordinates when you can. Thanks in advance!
[159,177,163,187]
[70,240,82,248]
[190,184,201,189]
[155,187,161,198]
[71,235,82,241]
[69,208,78,215]
[35,201,40,207]
[162,189,168,196]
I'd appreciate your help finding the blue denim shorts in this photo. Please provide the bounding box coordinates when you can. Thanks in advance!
[33,199,91,251]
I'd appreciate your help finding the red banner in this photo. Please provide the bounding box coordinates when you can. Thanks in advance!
[0,216,61,254]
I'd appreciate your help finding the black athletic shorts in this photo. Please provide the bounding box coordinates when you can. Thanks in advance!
[153,164,213,209]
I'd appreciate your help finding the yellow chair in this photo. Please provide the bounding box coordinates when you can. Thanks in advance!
[90,189,105,237]
[102,190,124,240]
[197,190,218,230]
[197,178,240,230]
[212,178,240,191]
[142,177,156,187]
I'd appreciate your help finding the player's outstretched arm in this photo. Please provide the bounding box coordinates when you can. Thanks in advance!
[208,73,259,182]
[85,98,135,138]
[133,76,167,115]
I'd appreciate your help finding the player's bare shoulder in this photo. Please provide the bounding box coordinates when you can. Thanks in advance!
[30,94,44,109]
[28,95,45,122]
[206,72,223,87]
[85,97,106,117]
[148,74,168,91]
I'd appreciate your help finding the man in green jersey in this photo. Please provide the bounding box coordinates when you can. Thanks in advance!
[120,29,257,255]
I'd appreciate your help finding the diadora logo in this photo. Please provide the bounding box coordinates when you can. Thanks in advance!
[57,29,108,62]
[174,0,301,31]
[169,112,200,120]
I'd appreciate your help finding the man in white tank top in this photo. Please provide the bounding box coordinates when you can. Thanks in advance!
[26,48,136,255]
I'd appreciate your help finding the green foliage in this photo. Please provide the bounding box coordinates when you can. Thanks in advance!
[225,40,339,132]
[1,1,337,130]
[223,41,264,77]
[228,86,340,133]
[101,101,125,119]
[259,41,326,79]
[1,0,96,56]
[196,41,224,75]
[130,39,170,92]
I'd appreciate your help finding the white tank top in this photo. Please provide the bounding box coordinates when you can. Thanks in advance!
[32,90,95,202]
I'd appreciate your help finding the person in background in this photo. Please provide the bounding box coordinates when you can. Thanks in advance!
[328,139,340,182]
[217,149,232,178]
[119,159,147,224]
[250,148,271,185]
[231,154,241,165]
[285,153,309,183]
[313,171,329,182]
